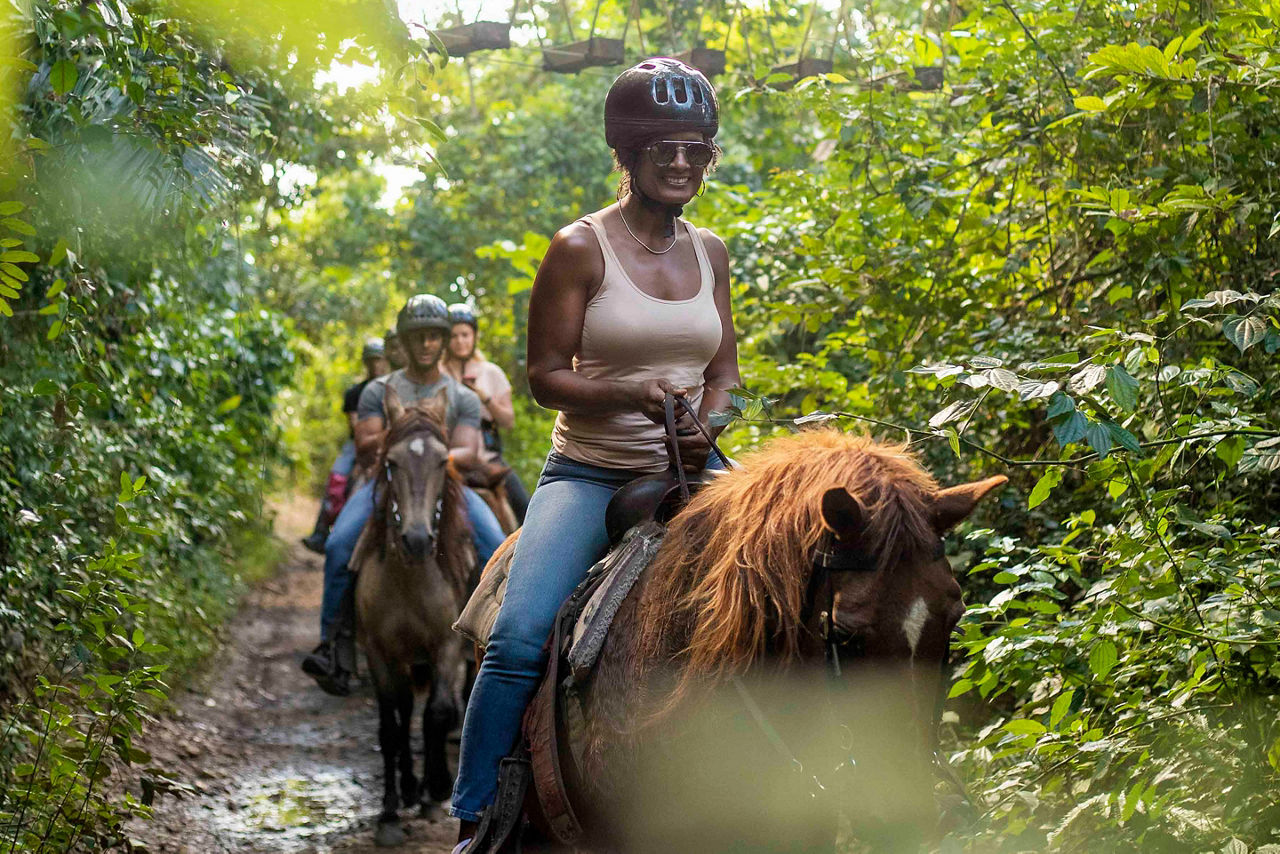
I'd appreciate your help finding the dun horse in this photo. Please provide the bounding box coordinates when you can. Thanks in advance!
[354,386,474,846]
[482,429,1005,852]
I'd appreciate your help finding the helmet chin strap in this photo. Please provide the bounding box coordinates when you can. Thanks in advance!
[634,186,682,237]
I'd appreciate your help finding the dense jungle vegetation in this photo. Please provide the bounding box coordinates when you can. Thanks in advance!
[1,0,1278,850]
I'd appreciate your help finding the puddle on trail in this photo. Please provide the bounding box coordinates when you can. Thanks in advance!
[204,765,368,851]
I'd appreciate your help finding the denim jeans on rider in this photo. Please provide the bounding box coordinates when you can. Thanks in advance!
[450,451,723,822]
[319,479,507,642]
[331,439,357,477]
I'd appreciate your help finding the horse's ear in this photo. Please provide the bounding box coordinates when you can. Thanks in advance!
[421,386,449,424]
[820,487,865,542]
[383,383,405,426]
[933,475,1008,532]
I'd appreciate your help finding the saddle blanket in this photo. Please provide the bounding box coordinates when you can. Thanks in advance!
[453,522,666,683]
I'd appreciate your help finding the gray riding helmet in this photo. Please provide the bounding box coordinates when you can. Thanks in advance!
[447,303,477,329]
[396,294,451,338]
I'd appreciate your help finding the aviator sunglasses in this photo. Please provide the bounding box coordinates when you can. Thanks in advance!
[643,140,716,169]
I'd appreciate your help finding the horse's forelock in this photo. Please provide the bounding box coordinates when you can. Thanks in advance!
[637,429,940,701]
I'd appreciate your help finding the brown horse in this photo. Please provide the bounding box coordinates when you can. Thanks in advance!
[465,461,520,535]
[515,429,1005,853]
[354,386,475,846]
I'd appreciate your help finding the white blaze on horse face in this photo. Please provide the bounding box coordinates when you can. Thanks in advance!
[409,438,425,457]
[902,597,929,658]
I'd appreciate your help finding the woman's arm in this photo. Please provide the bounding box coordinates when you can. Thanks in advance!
[448,423,482,469]
[485,387,516,431]
[670,228,740,469]
[696,229,741,437]
[526,221,681,422]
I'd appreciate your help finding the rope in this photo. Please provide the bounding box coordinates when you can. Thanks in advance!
[587,0,606,41]
[721,0,737,52]
[826,0,849,61]
[631,0,648,54]
[660,0,678,54]
[557,0,574,38]
[797,0,818,61]
[690,0,707,47]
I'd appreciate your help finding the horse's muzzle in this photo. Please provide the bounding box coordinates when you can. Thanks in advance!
[401,524,434,560]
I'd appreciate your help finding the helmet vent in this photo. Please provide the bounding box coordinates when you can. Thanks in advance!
[653,79,670,104]
[692,82,704,105]
[672,77,688,104]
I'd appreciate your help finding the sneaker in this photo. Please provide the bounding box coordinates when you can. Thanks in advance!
[301,642,351,697]
[451,841,472,854]
[300,532,327,555]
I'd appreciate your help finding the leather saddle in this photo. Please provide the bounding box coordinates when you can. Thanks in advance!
[467,395,729,853]
[603,469,707,546]
[464,460,514,491]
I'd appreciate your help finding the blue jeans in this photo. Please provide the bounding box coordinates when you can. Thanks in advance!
[451,451,723,821]
[320,479,507,641]
[331,439,357,477]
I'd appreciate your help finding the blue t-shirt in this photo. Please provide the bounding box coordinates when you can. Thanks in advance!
[356,370,482,434]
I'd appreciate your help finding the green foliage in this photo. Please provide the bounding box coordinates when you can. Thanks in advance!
[674,0,1280,849]
[0,1,426,849]
[221,0,1280,846]
[4,0,1277,849]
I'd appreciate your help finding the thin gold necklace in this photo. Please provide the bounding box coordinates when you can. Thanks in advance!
[618,203,678,255]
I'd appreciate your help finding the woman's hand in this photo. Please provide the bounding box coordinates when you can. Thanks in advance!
[670,408,712,470]
[635,379,690,424]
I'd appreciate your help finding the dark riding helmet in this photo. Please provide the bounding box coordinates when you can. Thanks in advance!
[604,57,719,150]
[396,294,451,338]
[447,302,477,330]
[361,337,386,360]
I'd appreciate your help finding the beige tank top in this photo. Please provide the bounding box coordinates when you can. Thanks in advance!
[550,211,723,472]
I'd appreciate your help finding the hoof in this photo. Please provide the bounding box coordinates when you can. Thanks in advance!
[375,818,407,847]
[419,800,449,822]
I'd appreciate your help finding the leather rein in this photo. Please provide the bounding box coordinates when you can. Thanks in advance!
[665,393,950,803]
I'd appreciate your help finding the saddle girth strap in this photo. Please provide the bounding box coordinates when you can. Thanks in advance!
[523,592,587,845]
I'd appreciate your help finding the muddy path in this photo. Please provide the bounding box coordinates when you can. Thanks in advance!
[128,497,459,854]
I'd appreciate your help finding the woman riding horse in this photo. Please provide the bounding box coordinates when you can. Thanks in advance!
[451,57,740,850]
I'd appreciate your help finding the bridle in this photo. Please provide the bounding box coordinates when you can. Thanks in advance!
[809,531,947,677]
[377,426,448,560]
[660,392,952,803]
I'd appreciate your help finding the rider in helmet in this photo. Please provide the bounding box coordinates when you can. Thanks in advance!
[302,294,509,696]
[384,327,407,370]
[440,302,531,523]
[450,58,741,850]
[301,337,389,554]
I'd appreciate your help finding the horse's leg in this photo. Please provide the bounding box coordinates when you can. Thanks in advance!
[374,685,409,846]
[422,676,459,805]
[396,684,419,810]
[422,642,465,815]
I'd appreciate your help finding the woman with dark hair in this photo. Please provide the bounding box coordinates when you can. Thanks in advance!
[450,58,741,850]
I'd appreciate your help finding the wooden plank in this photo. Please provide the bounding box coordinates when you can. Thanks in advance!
[674,46,727,77]
[434,21,511,57]
[770,57,834,89]
[542,37,625,73]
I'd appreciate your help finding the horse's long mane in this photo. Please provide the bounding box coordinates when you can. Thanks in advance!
[636,430,939,695]
[372,405,472,600]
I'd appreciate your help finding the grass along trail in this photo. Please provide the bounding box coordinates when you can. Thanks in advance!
[126,495,459,854]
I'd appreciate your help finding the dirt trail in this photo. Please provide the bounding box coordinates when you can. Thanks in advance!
[128,496,459,854]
